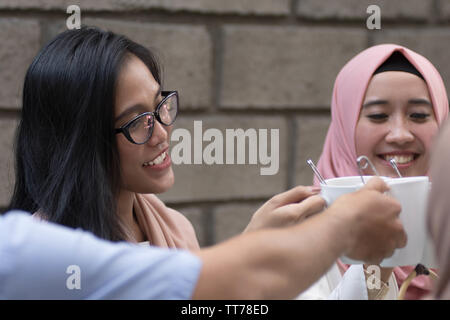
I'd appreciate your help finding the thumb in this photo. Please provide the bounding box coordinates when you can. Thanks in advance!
[269,185,320,208]
[361,176,390,193]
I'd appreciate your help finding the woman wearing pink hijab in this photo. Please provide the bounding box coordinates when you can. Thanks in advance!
[297,44,449,300]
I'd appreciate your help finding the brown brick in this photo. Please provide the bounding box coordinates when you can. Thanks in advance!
[438,0,450,20]
[220,26,367,109]
[213,202,263,244]
[294,115,331,187]
[162,0,290,15]
[0,0,62,10]
[297,0,433,21]
[0,0,290,15]
[0,19,41,109]
[0,118,19,207]
[373,29,450,99]
[158,115,288,203]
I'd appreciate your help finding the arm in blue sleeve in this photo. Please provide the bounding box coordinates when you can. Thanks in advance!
[0,211,202,300]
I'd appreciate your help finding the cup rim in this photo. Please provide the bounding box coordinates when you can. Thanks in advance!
[387,176,429,185]
[321,175,391,188]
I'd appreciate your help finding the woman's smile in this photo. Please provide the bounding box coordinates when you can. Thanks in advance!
[376,151,420,171]
[143,150,171,170]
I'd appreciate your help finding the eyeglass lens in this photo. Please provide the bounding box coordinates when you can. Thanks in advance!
[129,94,177,144]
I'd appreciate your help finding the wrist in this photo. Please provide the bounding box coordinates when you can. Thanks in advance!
[320,206,353,256]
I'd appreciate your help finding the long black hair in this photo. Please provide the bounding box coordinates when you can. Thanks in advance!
[8,26,162,241]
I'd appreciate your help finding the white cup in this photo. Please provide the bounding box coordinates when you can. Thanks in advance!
[378,176,430,267]
[320,176,391,207]
[321,176,431,267]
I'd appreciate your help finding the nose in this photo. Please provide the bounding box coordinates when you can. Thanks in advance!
[385,118,414,145]
[147,120,169,147]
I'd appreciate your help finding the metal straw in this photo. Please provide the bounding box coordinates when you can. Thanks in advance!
[306,159,327,185]
[389,158,403,178]
[356,155,380,184]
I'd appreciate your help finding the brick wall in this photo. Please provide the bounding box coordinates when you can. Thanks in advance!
[0,0,448,247]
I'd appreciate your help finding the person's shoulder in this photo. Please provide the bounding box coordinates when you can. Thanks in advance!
[0,210,34,229]
[0,211,44,253]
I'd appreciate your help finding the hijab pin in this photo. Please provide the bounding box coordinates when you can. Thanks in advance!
[356,155,379,184]
[389,158,403,178]
[307,159,327,185]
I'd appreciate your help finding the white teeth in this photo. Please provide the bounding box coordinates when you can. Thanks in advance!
[383,154,414,164]
[143,152,167,167]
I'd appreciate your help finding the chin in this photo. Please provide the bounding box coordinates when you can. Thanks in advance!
[148,175,175,194]
[126,172,175,195]
[150,183,174,194]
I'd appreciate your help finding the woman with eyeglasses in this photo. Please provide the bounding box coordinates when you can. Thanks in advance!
[7,26,327,248]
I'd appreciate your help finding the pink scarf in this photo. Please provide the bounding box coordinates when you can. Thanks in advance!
[315,44,449,300]
[132,193,200,250]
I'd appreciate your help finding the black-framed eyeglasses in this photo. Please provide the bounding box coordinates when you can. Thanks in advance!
[115,91,179,145]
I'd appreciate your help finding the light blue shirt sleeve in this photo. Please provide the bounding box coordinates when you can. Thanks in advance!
[0,211,202,300]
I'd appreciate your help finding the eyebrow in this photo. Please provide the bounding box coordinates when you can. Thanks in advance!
[362,98,433,108]
[115,86,162,122]
[408,98,432,106]
[362,99,388,108]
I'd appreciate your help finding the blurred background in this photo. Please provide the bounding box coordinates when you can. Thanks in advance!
[1,0,449,247]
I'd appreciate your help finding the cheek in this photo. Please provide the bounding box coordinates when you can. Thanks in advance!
[415,123,439,153]
[355,120,383,155]
[117,137,132,162]
[116,138,141,177]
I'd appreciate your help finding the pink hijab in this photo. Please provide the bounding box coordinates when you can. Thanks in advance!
[315,44,449,300]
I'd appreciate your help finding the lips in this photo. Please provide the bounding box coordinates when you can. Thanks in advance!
[143,150,168,167]
[377,152,419,165]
